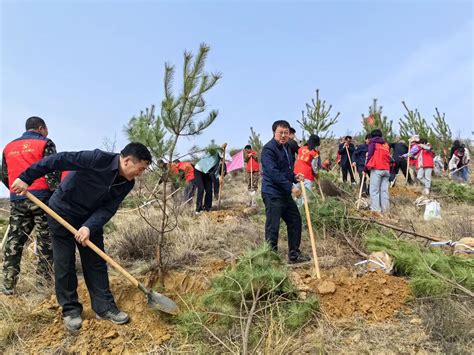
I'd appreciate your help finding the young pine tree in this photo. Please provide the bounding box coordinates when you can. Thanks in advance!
[125,43,222,278]
[298,89,340,139]
[361,98,395,142]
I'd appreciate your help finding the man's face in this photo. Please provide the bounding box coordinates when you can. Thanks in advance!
[365,138,370,144]
[345,138,352,144]
[120,156,149,181]
[274,126,290,145]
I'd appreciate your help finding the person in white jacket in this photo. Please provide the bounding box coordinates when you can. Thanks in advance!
[448,146,470,182]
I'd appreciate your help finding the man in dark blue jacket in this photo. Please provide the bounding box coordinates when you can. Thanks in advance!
[389,140,413,185]
[261,120,309,264]
[338,136,356,184]
[11,143,151,333]
[352,134,370,194]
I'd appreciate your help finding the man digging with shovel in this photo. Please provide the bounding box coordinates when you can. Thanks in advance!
[10,143,152,333]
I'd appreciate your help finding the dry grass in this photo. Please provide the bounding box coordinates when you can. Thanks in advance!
[417,296,473,353]
[1,169,473,353]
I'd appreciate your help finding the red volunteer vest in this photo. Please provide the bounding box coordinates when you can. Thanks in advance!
[416,148,434,169]
[178,162,195,182]
[294,146,318,181]
[4,138,49,191]
[366,142,390,171]
[246,150,260,172]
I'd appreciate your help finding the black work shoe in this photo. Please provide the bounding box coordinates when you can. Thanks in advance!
[288,254,311,264]
[0,286,14,296]
[63,315,82,333]
[96,308,130,325]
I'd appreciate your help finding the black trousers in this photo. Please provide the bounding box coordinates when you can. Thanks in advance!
[47,211,116,317]
[194,170,213,212]
[390,160,413,184]
[262,192,302,260]
[341,165,355,183]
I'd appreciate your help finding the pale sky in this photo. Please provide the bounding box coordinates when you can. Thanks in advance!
[1,0,473,196]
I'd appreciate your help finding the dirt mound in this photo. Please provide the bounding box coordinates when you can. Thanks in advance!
[293,268,410,321]
[390,186,419,198]
[320,179,344,197]
[205,207,246,223]
[22,277,173,353]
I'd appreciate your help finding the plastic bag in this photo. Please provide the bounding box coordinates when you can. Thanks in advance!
[424,201,441,220]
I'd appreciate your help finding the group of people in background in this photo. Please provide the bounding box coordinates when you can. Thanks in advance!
[1,115,471,333]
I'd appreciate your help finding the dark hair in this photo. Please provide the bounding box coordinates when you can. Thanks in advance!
[345,135,352,140]
[244,145,251,150]
[419,138,427,144]
[121,142,152,163]
[370,129,382,138]
[272,120,291,132]
[365,134,372,140]
[307,134,320,150]
[457,146,465,155]
[25,116,46,130]
[289,127,296,134]
[172,159,180,163]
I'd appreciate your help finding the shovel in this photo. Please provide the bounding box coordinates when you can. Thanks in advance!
[300,181,321,279]
[217,143,227,208]
[356,172,366,210]
[25,191,179,315]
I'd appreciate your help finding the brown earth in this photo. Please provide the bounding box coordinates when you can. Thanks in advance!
[12,261,228,353]
[389,185,419,198]
[21,277,172,353]
[205,207,247,223]
[293,268,410,321]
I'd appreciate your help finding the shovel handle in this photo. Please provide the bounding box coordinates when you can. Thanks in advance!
[345,146,358,183]
[300,181,321,279]
[356,172,366,210]
[218,143,227,208]
[25,192,139,288]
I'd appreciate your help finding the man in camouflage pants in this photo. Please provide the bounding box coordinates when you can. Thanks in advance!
[1,117,59,295]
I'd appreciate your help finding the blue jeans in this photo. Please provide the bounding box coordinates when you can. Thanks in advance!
[369,169,390,213]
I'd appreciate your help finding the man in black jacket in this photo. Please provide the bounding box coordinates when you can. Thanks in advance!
[261,120,309,264]
[11,143,151,333]
[389,140,413,185]
[338,136,356,184]
[352,134,370,194]
[288,127,299,160]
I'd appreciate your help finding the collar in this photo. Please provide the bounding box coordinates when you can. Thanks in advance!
[21,131,44,139]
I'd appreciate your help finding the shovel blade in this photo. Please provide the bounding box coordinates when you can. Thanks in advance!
[147,290,180,315]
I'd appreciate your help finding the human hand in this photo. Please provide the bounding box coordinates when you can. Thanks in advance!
[11,178,29,195]
[296,173,305,182]
[292,187,302,198]
[75,226,90,247]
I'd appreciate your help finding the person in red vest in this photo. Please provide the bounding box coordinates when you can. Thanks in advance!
[293,135,320,206]
[177,160,195,203]
[407,135,421,183]
[244,145,260,207]
[402,138,434,195]
[365,129,391,214]
[0,116,59,295]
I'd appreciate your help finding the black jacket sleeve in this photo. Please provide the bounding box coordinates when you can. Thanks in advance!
[19,150,98,185]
